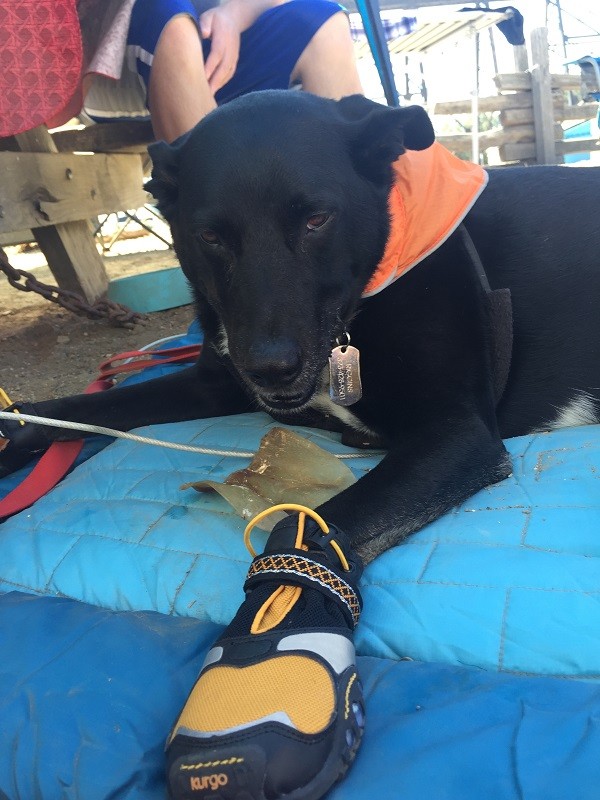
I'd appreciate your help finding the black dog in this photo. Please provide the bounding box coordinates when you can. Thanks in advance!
[2,92,599,561]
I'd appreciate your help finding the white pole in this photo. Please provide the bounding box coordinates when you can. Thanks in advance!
[471,29,480,164]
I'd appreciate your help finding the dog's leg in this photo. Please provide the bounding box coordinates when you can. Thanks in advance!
[0,352,252,476]
[317,413,511,563]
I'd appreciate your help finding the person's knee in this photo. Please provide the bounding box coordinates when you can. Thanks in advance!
[155,12,203,56]
[296,9,356,68]
[310,10,354,49]
[292,9,362,96]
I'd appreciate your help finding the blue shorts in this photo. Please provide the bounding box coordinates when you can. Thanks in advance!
[128,0,345,105]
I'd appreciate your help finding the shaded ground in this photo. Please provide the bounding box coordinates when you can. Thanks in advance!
[0,240,195,402]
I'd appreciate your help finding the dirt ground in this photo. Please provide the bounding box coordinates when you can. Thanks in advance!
[0,233,196,402]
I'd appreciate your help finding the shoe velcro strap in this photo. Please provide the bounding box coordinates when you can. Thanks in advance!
[244,552,361,627]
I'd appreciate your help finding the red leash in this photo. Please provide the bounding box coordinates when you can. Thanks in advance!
[97,344,202,379]
[0,343,202,520]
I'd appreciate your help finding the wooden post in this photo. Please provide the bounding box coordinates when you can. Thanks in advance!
[14,126,109,303]
[530,28,558,165]
[513,44,529,73]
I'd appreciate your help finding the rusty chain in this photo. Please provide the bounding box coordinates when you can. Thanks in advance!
[0,246,146,328]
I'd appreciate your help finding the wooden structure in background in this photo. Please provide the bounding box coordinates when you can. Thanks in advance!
[433,28,600,165]
[2,11,597,304]
[0,122,152,302]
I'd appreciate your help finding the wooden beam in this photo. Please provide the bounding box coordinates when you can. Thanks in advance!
[439,123,562,153]
[51,120,154,154]
[559,102,600,121]
[494,72,581,92]
[530,28,557,165]
[0,152,148,233]
[501,101,599,126]
[558,137,600,155]
[513,44,529,73]
[433,92,535,115]
[0,229,35,246]
[500,137,600,162]
[500,107,535,126]
[503,107,573,127]
[14,127,109,302]
[498,142,537,162]
[438,124,535,152]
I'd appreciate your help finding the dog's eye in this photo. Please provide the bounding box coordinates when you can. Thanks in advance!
[306,213,330,231]
[200,230,220,245]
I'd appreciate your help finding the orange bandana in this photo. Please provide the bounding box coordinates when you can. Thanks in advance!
[362,142,488,297]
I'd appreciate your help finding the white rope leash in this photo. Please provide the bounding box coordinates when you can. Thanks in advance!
[0,411,383,460]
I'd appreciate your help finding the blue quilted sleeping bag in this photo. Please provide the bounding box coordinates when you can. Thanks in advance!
[1,328,600,799]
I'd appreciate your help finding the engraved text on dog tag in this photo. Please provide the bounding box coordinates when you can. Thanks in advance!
[329,342,362,406]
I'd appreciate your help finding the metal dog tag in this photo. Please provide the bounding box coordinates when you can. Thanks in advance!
[329,338,362,406]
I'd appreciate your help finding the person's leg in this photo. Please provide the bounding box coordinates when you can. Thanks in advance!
[126,0,217,141]
[290,10,363,99]
[213,0,362,106]
[128,0,362,142]
[148,14,216,142]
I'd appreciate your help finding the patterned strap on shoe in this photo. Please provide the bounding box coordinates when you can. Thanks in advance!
[245,551,361,627]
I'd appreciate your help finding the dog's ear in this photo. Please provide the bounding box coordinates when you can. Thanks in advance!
[146,132,190,220]
[337,95,435,182]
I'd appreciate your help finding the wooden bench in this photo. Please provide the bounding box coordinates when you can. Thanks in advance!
[0,120,154,303]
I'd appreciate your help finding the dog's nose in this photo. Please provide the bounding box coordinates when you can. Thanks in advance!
[245,338,302,388]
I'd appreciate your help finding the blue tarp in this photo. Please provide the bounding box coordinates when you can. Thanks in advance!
[1,322,600,798]
[1,414,599,678]
[2,591,600,800]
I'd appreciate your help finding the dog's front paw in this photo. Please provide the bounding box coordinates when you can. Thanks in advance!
[0,403,53,478]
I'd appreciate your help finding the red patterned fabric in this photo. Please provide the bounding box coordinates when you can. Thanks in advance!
[0,0,82,137]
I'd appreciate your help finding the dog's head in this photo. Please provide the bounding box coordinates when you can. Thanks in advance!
[147,92,434,413]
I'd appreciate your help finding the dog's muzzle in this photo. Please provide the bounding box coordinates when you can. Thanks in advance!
[235,337,318,408]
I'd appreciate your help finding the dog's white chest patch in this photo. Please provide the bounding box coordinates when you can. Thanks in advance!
[308,368,377,436]
[546,392,599,430]
[215,324,229,357]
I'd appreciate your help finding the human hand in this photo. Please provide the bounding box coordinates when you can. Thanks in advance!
[199,6,242,94]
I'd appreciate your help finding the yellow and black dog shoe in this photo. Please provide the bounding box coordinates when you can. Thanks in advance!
[166,504,365,800]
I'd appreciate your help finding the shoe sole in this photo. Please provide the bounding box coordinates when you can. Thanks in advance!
[168,668,365,800]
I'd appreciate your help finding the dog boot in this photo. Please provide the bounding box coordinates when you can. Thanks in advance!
[166,503,365,800]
